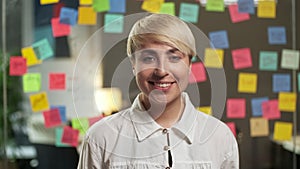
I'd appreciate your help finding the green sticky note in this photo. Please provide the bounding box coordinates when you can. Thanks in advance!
[298,73,300,92]
[179,3,199,23]
[206,0,224,12]
[55,127,71,147]
[104,13,124,33]
[281,49,300,70]
[259,51,278,71]
[23,73,41,93]
[32,39,54,60]
[159,2,175,16]
[71,118,89,136]
[93,0,110,12]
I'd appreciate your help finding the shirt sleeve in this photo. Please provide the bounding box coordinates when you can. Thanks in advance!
[220,130,239,169]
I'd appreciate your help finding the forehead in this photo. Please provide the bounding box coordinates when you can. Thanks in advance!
[137,43,178,53]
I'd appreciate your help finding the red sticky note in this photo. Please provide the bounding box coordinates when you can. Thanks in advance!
[227,98,246,118]
[232,48,253,69]
[43,108,62,128]
[189,62,207,83]
[49,73,66,90]
[61,126,79,147]
[51,17,71,37]
[88,115,104,126]
[226,122,237,137]
[9,56,27,76]
[262,99,281,119]
[229,4,250,23]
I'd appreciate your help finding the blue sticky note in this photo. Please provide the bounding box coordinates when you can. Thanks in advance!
[104,14,124,33]
[268,26,287,45]
[259,51,278,71]
[273,73,291,93]
[298,73,300,92]
[32,38,54,60]
[237,0,254,14]
[51,105,67,123]
[59,7,78,26]
[251,97,269,116]
[179,3,199,23]
[209,30,229,49]
[108,0,126,13]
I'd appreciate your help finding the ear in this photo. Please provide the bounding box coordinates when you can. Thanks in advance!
[132,67,136,75]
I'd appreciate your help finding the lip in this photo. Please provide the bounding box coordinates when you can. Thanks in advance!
[148,81,175,91]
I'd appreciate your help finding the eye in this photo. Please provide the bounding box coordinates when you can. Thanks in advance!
[139,54,157,64]
[168,55,182,63]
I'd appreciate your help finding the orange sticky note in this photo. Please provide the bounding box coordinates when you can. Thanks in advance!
[51,18,71,37]
[189,62,207,83]
[257,1,276,19]
[49,73,66,90]
[78,6,97,25]
[273,122,292,141]
[29,92,50,112]
[43,108,62,128]
[238,73,257,93]
[142,0,164,13]
[204,48,224,68]
[250,117,269,137]
[278,92,297,112]
[61,126,80,147]
[21,47,42,66]
[9,56,27,76]
[40,0,59,5]
[226,98,246,119]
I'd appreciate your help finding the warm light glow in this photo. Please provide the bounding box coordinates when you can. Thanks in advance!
[94,88,122,116]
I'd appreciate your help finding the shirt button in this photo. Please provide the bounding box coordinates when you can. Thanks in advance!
[162,128,168,134]
[163,145,170,151]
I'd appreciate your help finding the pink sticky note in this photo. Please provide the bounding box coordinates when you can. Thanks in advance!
[229,4,250,23]
[189,62,207,83]
[226,122,237,137]
[227,98,246,118]
[262,99,280,119]
[51,17,71,37]
[9,56,27,76]
[232,48,253,69]
[49,73,66,90]
[88,115,104,126]
[43,108,62,128]
[61,126,79,147]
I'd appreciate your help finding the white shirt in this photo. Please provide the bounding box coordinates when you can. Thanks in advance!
[77,93,239,169]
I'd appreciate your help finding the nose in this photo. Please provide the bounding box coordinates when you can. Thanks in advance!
[153,60,169,77]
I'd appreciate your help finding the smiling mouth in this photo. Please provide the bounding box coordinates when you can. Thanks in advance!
[149,81,175,89]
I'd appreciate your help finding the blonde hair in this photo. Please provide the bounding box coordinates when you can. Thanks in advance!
[127,14,196,60]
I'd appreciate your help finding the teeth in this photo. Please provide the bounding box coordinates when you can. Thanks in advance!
[154,83,171,88]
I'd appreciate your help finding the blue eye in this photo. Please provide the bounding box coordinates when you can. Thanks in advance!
[141,55,156,64]
[168,55,181,62]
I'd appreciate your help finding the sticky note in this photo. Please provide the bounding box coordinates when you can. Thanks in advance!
[51,105,67,123]
[226,122,236,137]
[9,57,27,76]
[228,4,250,23]
[238,73,257,93]
[251,97,268,116]
[21,47,42,66]
[262,100,280,120]
[298,73,300,92]
[272,74,291,93]
[197,106,212,115]
[80,0,92,5]
[257,1,276,19]
[29,92,50,112]
[189,62,207,83]
[109,0,126,13]
[141,0,164,13]
[232,48,253,69]
[88,115,103,126]
[259,51,278,71]
[204,48,224,68]
[179,3,199,23]
[281,49,299,70]
[23,73,41,93]
[206,0,224,12]
[78,6,97,25]
[226,98,246,119]
[34,25,55,49]
[51,18,71,37]
[273,122,293,141]
[104,14,124,34]
[40,0,59,5]
[43,108,62,128]
[159,2,175,16]
[268,26,286,45]
[71,118,89,136]
[32,39,54,60]
[49,73,66,90]
[61,126,79,147]
[93,0,110,12]
[278,92,297,112]
[209,30,229,49]
[250,118,269,137]
[237,0,254,14]
[55,127,71,147]
[59,7,78,26]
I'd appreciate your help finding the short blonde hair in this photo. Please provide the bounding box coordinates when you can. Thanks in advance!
[127,14,196,60]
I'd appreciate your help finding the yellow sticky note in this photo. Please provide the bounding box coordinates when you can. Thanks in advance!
[257,1,276,19]
[273,121,292,141]
[21,47,42,66]
[250,118,269,137]
[159,2,175,16]
[78,6,97,25]
[80,0,92,5]
[29,92,50,112]
[40,0,59,5]
[204,48,224,68]
[142,0,164,13]
[278,92,297,112]
[238,73,257,93]
[197,106,212,115]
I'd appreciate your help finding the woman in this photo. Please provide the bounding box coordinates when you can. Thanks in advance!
[77,13,239,169]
